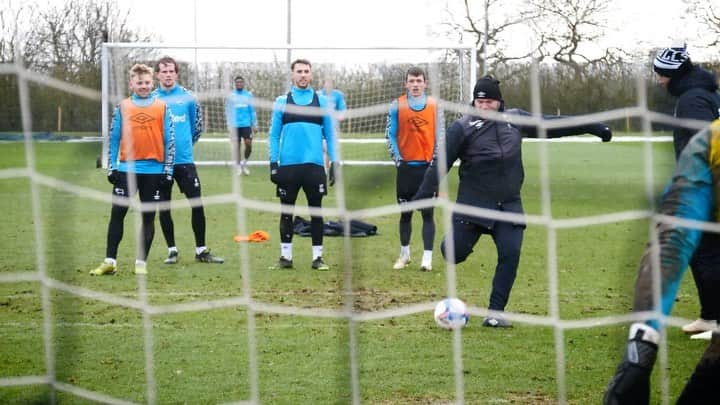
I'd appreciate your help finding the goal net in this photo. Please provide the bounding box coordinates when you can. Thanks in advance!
[101,44,476,167]
[3,42,712,405]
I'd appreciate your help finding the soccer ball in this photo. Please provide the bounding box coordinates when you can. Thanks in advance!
[433,298,469,330]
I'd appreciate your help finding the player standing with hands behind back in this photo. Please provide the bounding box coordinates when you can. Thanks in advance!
[153,56,224,265]
[386,66,438,272]
[90,63,175,276]
[268,59,337,271]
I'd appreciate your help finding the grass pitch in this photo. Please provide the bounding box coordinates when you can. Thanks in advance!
[0,139,707,404]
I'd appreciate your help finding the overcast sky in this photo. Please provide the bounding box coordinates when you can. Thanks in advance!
[28,0,710,62]
[112,0,709,60]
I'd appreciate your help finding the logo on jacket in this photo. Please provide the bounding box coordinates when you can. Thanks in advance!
[131,113,155,124]
[407,116,429,128]
[468,119,485,128]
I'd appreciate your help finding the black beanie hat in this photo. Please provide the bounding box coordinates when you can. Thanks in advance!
[472,75,503,101]
[653,46,691,78]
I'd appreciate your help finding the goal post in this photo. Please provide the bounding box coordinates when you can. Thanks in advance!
[100,43,477,168]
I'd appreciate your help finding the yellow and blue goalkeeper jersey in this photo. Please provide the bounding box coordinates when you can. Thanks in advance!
[635,119,720,328]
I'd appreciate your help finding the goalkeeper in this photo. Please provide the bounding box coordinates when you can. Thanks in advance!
[414,75,612,327]
[603,120,720,404]
[90,63,175,276]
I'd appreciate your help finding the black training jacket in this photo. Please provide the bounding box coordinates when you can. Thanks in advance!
[667,65,720,159]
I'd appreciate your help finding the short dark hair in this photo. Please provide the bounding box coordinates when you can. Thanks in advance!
[155,56,179,74]
[234,75,244,81]
[405,66,426,81]
[291,58,312,70]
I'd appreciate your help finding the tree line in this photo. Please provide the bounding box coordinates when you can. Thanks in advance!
[1,0,718,134]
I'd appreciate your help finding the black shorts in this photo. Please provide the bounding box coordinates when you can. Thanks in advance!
[169,163,202,199]
[111,172,165,204]
[234,127,253,140]
[396,164,429,204]
[275,163,327,201]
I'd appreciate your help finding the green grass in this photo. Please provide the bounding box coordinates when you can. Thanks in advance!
[0,140,706,404]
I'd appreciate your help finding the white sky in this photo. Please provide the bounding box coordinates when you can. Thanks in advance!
[113,0,711,60]
[29,0,712,62]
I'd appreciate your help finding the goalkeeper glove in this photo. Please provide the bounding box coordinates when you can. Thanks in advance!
[107,170,119,185]
[270,162,280,184]
[596,126,612,143]
[603,323,660,405]
[328,162,336,187]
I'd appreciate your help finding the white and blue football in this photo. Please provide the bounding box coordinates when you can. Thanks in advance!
[433,298,469,330]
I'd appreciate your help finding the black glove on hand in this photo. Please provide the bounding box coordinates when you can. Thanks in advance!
[270,162,280,184]
[603,323,659,405]
[107,170,119,185]
[596,126,612,143]
[328,162,336,187]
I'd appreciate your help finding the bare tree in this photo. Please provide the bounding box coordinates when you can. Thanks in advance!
[528,0,618,80]
[33,0,153,80]
[0,2,43,65]
[439,0,542,74]
[684,0,720,48]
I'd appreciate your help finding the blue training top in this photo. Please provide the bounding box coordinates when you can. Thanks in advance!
[317,88,347,113]
[268,86,337,167]
[226,88,258,129]
[108,93,175,175]
[152,85,202,165]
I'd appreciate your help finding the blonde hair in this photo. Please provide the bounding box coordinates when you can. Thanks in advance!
[129,63,153,79]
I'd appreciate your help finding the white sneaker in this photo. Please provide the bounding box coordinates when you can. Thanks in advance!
[242,164,250,176]
[420,262,432,272]
[392,256,411,270]
[681,318,718,334]
[690,330,714,340]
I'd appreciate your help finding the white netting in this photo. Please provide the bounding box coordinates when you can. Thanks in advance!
[0,47,715,405]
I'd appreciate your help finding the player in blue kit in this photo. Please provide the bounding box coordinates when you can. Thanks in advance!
[268,59,337,270]
[153,56,223,265]
[226,75,258,175]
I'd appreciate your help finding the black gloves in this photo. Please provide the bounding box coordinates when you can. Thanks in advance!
[107,170,119,185]
[270,162,280,184]
[328,162,336,187]
[596,126,612,143]
[603,323,659,405]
